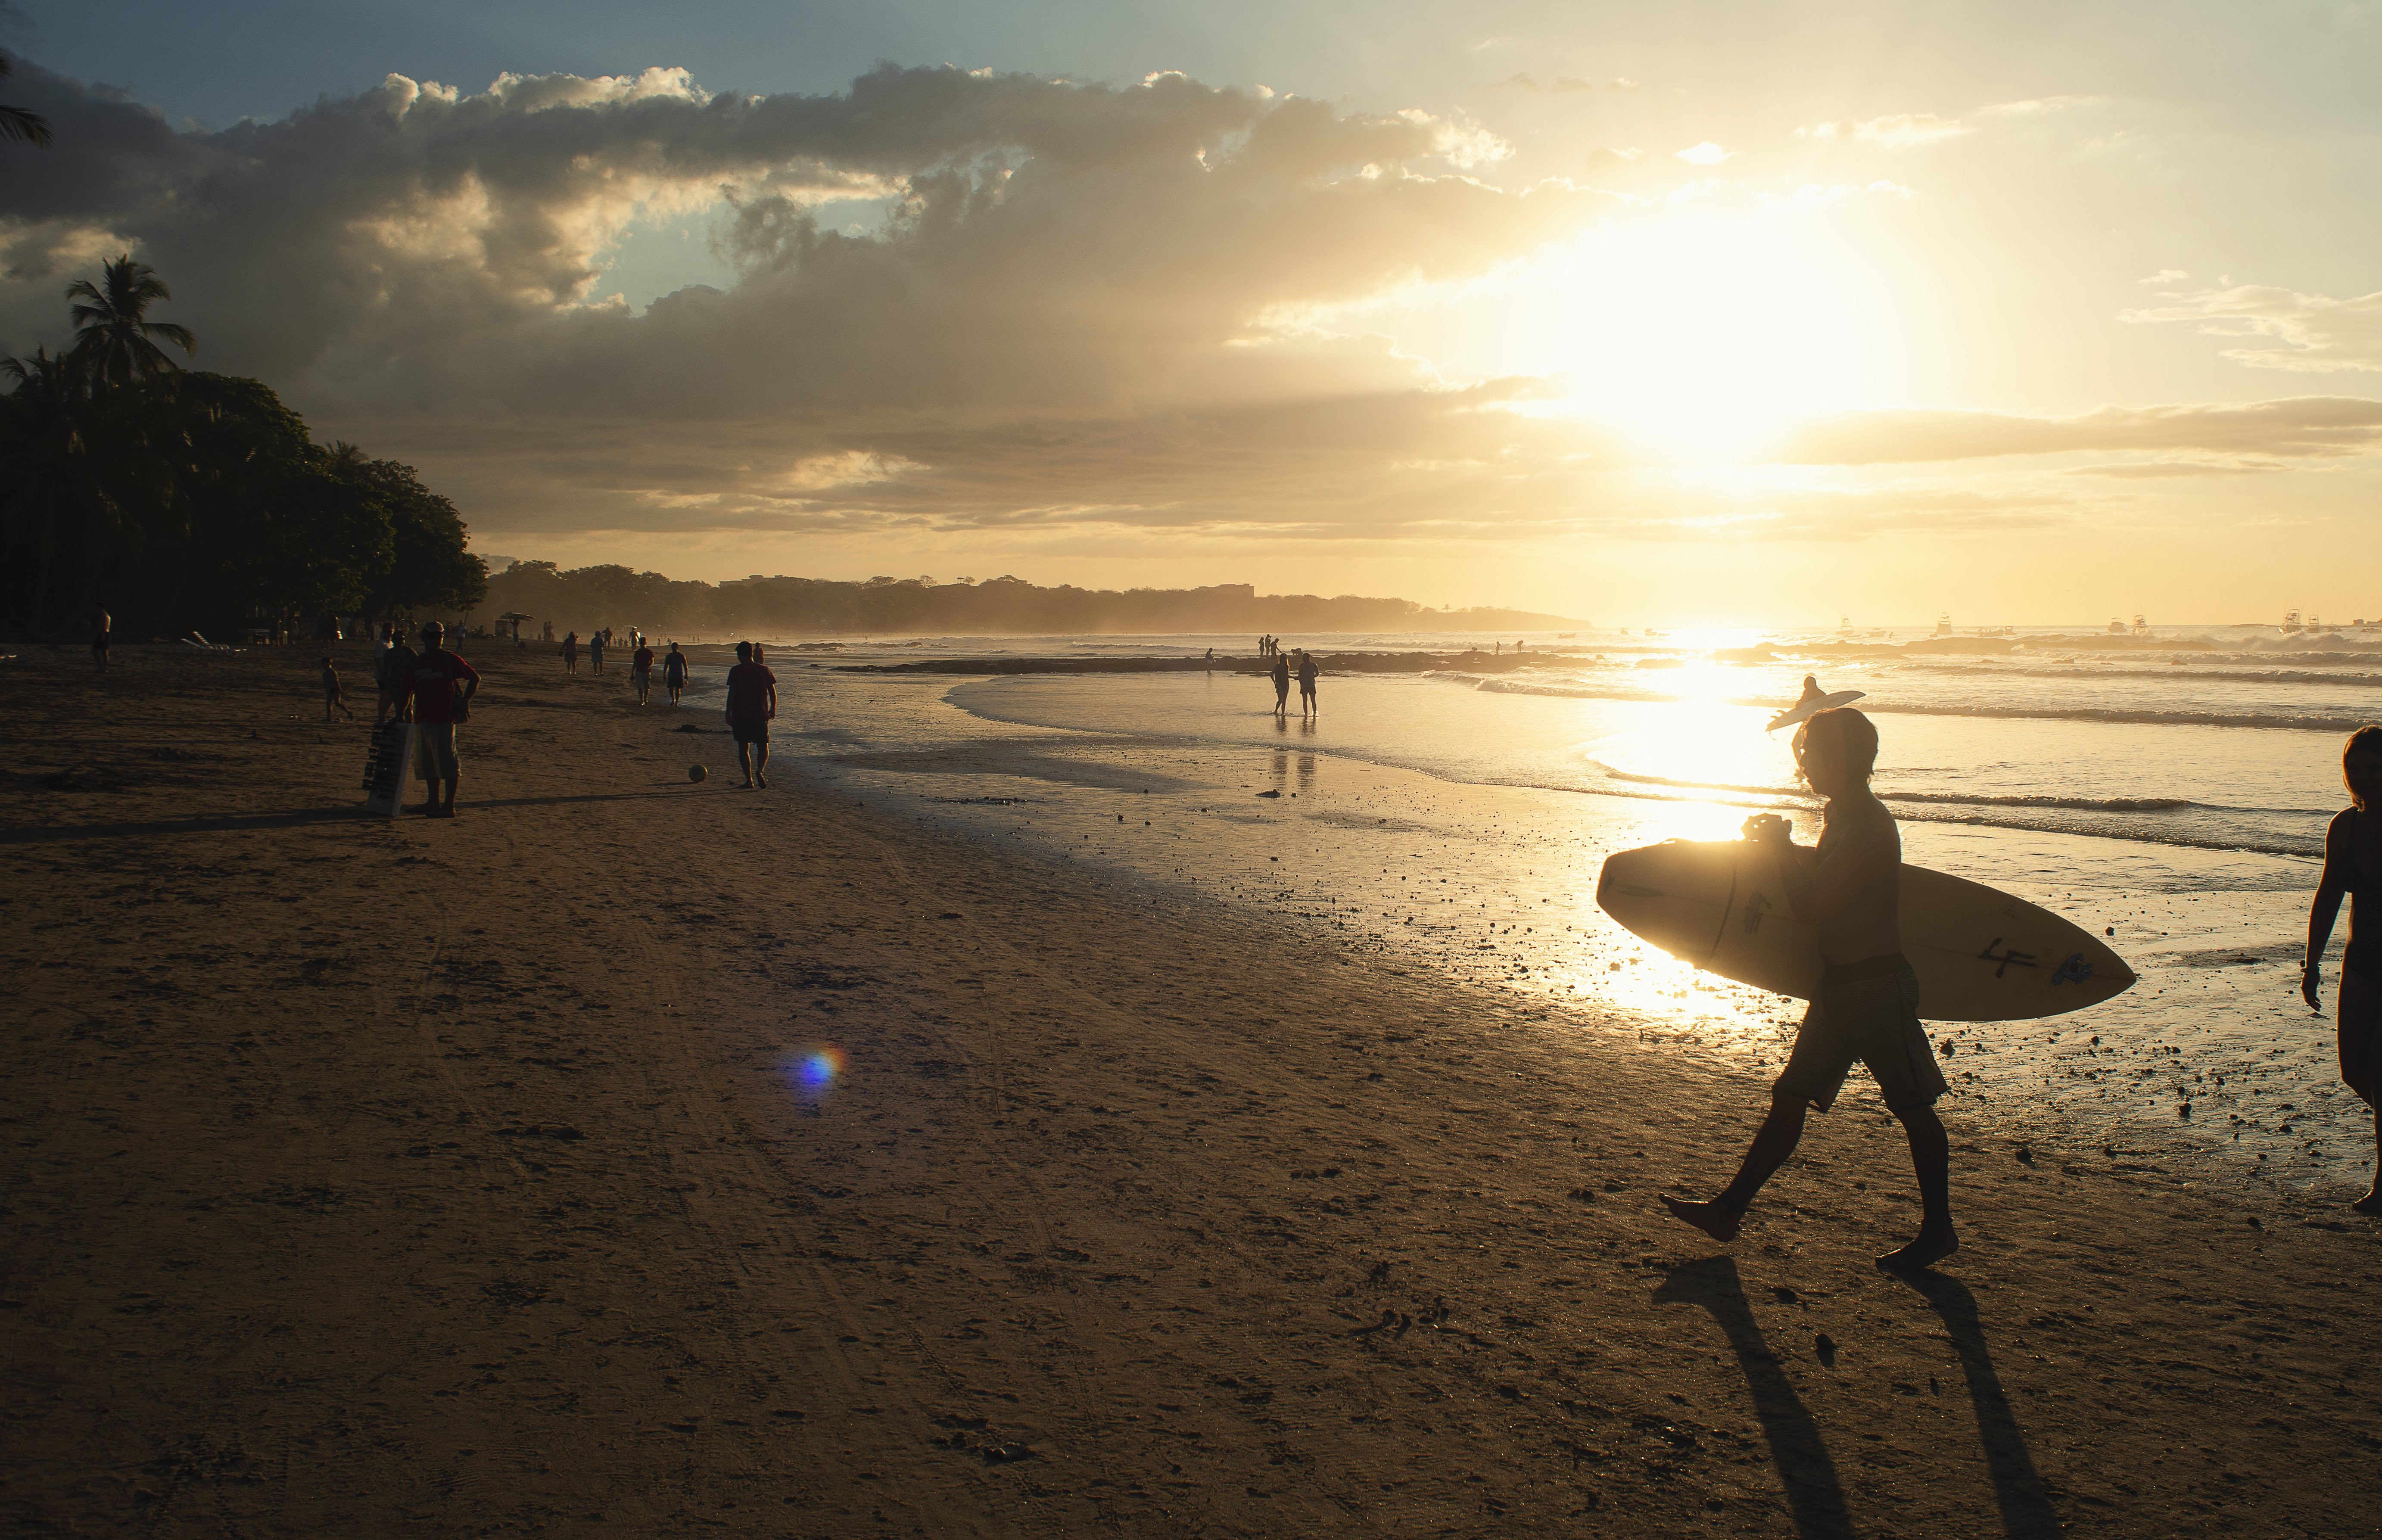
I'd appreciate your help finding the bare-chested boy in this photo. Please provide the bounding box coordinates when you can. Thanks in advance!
[1660,707,1957,1271]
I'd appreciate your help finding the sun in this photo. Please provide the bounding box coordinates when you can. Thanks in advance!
[1498,205,1900,462]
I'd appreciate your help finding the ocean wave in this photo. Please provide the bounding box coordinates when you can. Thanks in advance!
[1441,672,2371,731]
[1585,762,2324,817]
[1551,775,2320,858]
[1861,703,2370,731]
[1879,790,2196,813]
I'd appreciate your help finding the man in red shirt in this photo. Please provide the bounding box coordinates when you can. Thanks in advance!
[723,639,777,789]
[631,639,656,705]
[403,621,481,818]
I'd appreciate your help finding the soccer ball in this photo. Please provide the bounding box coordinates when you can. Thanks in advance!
[688,765,708,783]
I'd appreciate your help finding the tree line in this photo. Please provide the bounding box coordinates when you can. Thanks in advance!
[0,256,486,641]
[485,564,1580,638]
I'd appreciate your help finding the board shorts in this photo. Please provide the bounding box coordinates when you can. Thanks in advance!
[413,722,460,781]
[730,719,769,745]
[2340,969,2382,1106]
[1773,958,1947,1115]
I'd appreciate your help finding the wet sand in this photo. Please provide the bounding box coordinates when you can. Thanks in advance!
[4,642,2379,1537]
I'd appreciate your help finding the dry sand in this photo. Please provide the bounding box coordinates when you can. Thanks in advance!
[4,642,2379,1537]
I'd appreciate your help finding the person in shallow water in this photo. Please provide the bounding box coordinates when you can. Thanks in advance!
[1270,650,1292,716]
[2301,725,2382,1216]
[1659,707,1959,1271]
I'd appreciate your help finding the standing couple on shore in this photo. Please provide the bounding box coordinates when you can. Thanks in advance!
[1270,648,1318,719]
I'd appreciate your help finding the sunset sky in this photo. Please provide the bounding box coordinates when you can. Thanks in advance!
[6,0,2380,625]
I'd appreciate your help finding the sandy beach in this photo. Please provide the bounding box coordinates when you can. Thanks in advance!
[6,642,2380,1537]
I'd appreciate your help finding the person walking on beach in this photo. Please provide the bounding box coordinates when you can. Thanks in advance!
[2302,725,2382,1215]
[320,656,355,722]
[562,631,579,676]
[589,629,606,675]
[724,641,777,789]
[1270,650,1291,716]
[90,611,111,673]
[663,641,688,706]
[632,638,655,704]
[1659,708,1957,1271]
[1296,648,1319,718]
[402,621,480,818]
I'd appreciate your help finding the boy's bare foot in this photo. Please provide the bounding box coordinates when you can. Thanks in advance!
[1660,1195,1743,1243]
[2352,1189,2382,1216]
[739,779,754,789]
[756,772,769,789]
[1876,1225,1959,1272]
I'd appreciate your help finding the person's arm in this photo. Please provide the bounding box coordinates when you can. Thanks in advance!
[1743,813,1820,919]
[456,655,481,705]
[2305,811,2352,1007]
[766,676,778,719]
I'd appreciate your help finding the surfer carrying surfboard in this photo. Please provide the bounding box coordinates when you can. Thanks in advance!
[1660,707,1960,1272]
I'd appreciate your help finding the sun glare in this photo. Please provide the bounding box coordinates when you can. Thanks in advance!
[1508,209,1898,462]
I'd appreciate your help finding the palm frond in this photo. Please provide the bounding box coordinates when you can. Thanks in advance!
[142,320,197,356]
[0,103,48,147]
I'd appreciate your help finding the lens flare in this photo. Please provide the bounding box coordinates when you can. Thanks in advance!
[787,1043,847,1100]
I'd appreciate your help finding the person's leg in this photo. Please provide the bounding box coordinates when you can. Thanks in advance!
[1662,1092,1809,1242]
[1877,1102,1959,1269]
[2336,974,2380,1212]
[2362,1101,2382,1215]
[755,741,769,789]
[737,740,755,786]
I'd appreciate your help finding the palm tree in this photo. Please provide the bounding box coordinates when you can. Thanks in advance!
[66,257,196,387]
[0,54,52,146]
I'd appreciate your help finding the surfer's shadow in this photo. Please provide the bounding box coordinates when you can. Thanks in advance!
[1653,1257,1856,1539]
[1656,1257,2059,1539]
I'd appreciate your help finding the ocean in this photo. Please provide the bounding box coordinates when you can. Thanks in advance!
[679,628,2382,1196]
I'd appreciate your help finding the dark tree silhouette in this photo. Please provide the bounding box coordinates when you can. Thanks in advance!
[0,54,51,147]
[68,257,196,387]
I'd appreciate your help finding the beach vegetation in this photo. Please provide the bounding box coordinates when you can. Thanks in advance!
[0,260,486,640]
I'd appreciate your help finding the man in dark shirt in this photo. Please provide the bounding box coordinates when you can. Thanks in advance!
[662,642,688,706]
[632,639,655,705]
[723,640,777,789]
[403,621,481,818]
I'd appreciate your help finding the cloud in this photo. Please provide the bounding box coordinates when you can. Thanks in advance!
[2121,281,2382,372]
[1777,398,2382,464]
[1800,98,2098,149]
[0,60,1605,541]
[1800,113,1970,148]
[2067,460,2285,479]
[1674,141,1732,165]
[1491,74,1601,94]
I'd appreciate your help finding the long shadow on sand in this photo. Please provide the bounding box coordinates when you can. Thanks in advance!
[1654,1257,1854,1539]
[0,792,682,844]
[1891,1270,2061,1538]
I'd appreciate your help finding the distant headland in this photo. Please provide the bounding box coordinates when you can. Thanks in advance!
[479,562,1584,638]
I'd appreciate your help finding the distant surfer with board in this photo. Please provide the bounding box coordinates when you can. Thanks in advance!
[1765,674,1865,733]
[2301,725,2382,1216]
[1660,707,1959,1271]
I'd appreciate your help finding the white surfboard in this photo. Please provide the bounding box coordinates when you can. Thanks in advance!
[361,719,418,817]
[1596,838,2135,1022]
[1765,675,1867,732]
